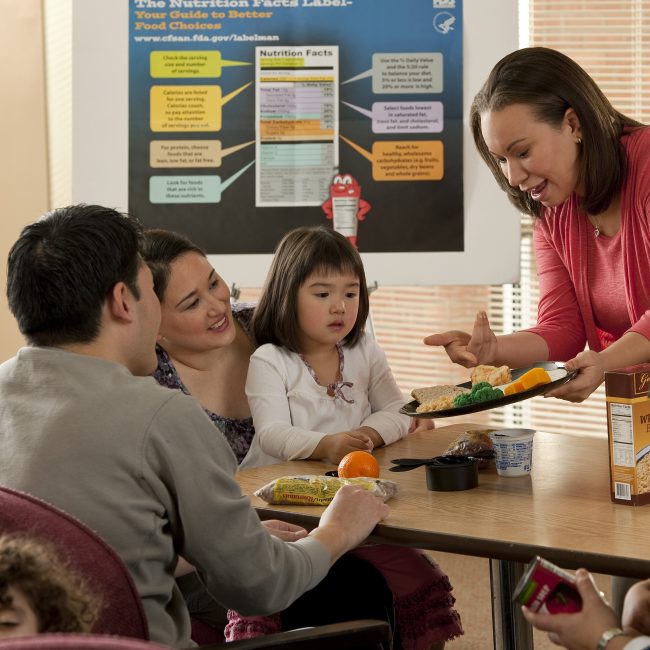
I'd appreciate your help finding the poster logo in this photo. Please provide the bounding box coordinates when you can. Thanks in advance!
[433,12,456,34]
[433,0,456,7]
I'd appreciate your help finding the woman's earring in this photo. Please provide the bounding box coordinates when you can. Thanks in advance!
[577,137,582,144]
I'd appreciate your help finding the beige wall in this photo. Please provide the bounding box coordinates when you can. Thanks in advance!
[0,0,49,361]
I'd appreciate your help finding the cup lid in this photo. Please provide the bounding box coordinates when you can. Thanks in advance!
[489,428,535,440]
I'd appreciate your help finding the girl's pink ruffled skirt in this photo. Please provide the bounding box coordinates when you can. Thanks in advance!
[225,545,463,649]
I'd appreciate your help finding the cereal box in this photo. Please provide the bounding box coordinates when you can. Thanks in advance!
[513,556,582,613]
[605,364,650,505]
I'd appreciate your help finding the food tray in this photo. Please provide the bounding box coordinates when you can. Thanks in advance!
[401,362,577,419]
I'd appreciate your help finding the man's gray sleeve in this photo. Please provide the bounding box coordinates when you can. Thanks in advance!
[142,393,331,615]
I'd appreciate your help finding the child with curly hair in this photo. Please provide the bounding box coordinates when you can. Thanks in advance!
[0,535,101,638]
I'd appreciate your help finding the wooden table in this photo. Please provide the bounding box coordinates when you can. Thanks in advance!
[236,423,650,649]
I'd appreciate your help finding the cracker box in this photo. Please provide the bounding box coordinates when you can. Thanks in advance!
[513,556,582,613]
[605,364,650,505]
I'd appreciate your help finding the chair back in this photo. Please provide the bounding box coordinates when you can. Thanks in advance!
[0,487,148,639]
[0,634,169,650]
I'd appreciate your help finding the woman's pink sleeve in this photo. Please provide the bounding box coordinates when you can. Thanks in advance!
[626,130,650,342]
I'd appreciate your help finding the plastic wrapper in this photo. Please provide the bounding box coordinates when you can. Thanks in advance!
[443,429,496,468]
[254,474,399,506]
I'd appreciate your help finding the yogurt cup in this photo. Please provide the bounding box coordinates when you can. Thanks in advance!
[488,428,535,477]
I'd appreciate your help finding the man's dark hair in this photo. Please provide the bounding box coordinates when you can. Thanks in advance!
[6,204,143,346]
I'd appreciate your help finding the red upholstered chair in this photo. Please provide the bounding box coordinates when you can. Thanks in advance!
[0,635,170,650]
[0,487,148,640]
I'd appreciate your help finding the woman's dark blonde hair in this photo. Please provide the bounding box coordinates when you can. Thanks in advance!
[253,226,370,352]
[470,47,643,218]
[0,534,101,633]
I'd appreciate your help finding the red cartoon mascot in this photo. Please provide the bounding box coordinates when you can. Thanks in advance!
[321,173,371,248]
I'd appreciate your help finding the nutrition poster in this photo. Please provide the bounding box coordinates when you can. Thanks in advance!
[128,0,464,254]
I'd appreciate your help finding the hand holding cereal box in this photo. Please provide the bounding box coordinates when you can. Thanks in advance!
[513,556,582,614]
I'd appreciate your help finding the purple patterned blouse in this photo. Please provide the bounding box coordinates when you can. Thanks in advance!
[152,303,256,464]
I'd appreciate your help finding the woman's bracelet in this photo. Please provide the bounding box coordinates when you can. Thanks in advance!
[596,628,627,650]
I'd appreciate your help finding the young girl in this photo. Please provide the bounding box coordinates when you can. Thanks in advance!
[0,534,100,638]
[239,225,463,650]
[244,225,408,467]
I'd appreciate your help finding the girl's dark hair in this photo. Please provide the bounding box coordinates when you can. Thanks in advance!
[0,535,101,633]
[470,47,643,217]
[141,229,205,301]
[253,226,370,352]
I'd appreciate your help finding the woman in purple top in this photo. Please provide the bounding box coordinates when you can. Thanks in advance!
[153,302,255,464]
[143,225,259,466]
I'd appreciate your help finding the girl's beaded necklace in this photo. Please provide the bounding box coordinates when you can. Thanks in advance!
[299,342,355,403]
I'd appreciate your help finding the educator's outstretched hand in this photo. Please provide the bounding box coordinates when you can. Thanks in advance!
[424,311,498,368]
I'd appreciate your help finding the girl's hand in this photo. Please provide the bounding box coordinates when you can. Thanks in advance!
[313,431,373,465]
[622,579,650,635]
[424,311,497,368]
[409,417,436,433]
[545,350,605,402]
[521,569,621,650]
[263,519,309,542]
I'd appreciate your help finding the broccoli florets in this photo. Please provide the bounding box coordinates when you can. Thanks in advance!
[453,392,474,407]
[472,386,504,403]
[453,383,504,407]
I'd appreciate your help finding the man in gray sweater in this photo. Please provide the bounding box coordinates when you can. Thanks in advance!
[0,204,390,648]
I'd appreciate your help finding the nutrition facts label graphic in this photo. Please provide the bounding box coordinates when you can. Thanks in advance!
[255,46,338,207]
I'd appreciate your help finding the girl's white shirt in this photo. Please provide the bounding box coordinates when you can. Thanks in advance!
[241,335,409,469]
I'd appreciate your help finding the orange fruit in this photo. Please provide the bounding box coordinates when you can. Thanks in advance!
[337,451,380,478]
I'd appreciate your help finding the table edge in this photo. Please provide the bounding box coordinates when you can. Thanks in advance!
[254,506,650,579]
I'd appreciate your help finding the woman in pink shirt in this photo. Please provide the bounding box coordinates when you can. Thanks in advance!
[427,47,650,403]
